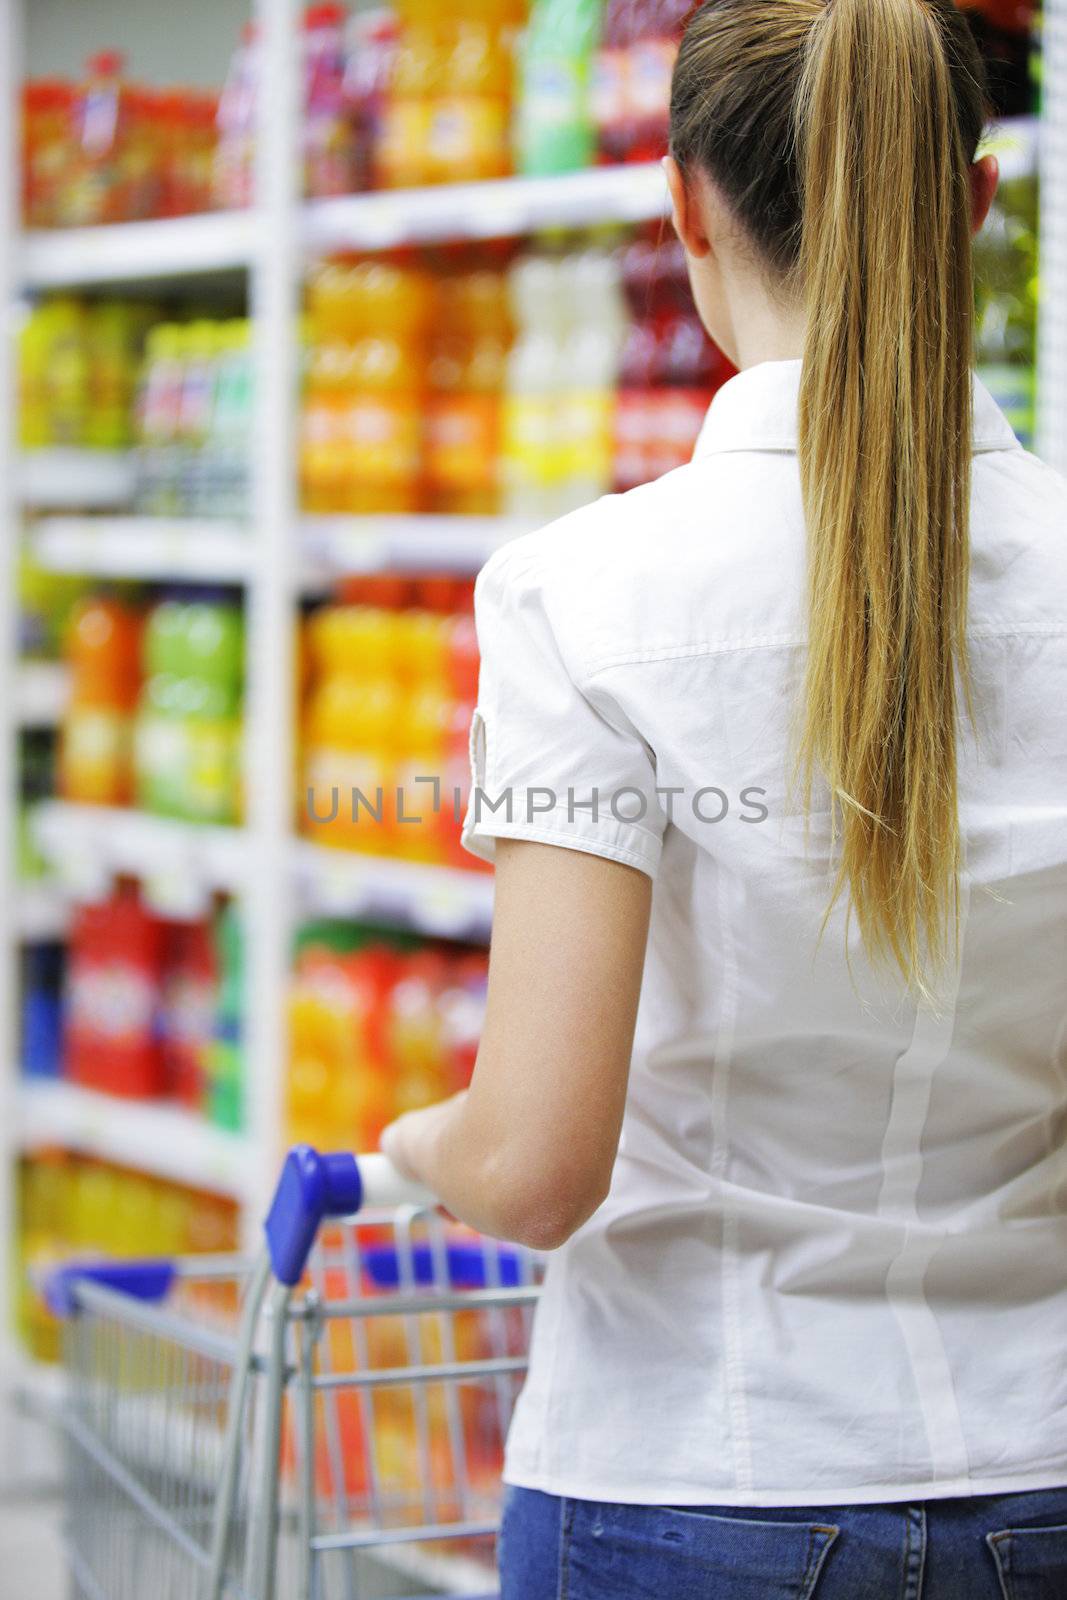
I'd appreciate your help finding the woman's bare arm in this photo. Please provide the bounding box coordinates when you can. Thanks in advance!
[380,838,652,1250]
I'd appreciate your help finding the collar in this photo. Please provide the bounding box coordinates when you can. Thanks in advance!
[693,358,1022,460]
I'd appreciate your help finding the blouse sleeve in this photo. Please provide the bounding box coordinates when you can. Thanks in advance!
[460,540,668,878]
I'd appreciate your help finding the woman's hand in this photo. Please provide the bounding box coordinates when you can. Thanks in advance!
[380,1091,469,1186]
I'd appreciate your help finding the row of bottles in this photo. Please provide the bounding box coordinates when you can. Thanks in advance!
[300,576,483,867]
[134,320,254,519]
[17,1153,237,1359]
[18,298,156,451]
[23,54,218,228]
[301,253,508,515]
[22,2,1042,232]
[62,884,244,1120]
[288,923,488,1153]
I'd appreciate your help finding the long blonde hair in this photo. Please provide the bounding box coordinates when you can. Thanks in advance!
[670,0,989,999]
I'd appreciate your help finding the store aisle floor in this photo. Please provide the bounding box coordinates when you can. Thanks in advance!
[0,1370,66,1600]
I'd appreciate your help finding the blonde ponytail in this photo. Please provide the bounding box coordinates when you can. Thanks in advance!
[794,0,981,999]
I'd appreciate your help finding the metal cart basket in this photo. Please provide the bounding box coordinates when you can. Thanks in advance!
[45,1148,541,1600]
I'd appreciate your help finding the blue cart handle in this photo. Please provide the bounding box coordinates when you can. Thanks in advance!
[264,1147,436,1287]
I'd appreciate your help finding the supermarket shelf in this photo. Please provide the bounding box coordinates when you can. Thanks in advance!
[30,802,249,906]
[18,166,668,287]
[294,842,495,942]
[28,803,494,940]
[984,115,1040,183]
[304,162,670,251]
[21,209,257,289]
[15,662,70,727]
[16,451,136,510]
[28,516,253,583]
[14,1080,256,1200]
[15,883,69,943]
[302,514,532,580]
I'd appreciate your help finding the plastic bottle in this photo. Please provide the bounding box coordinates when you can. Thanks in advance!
[204,320,254,518]
[500,252,570,519]
[23,80,76,228]
[428,11,515,185]
[181,595,245,824]
[175,321,223,516]
[426,264,512,514]
[392,686,451,861]
[20,943,66,1081]
[134,324,188,516]
[61,595,142,807]
[343,332,426,512]
[593,0,635,165]
[44,299,92,448]
[345,259,431,511]
[387,948,451,1111]
[207,901,245,1129]
[213,22,260,210]
[626,0,691,163]
[68,51,135,226]
[64,885,165,1098]
[378,1,439,189]
[303,3,359,199]
[17,307,56,449]
[343,7,400,192]
[159,918,218,1108]
[518,0,603,176]
[84,302,141,451]
[556,244,627,510]
[134,593,244,825]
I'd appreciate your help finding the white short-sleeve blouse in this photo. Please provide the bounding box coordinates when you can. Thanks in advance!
[462,359,1067,1507]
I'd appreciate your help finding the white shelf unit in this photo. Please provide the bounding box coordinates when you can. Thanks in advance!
[28,800,495,943]
[302,513,534,581]
[28,515,254,583]
[15,448,137,508]
[21,209,257,289]
[13,1079,255,1200]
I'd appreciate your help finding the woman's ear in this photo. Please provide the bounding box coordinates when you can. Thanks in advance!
[970,153,999,237]
[663,155,713,260]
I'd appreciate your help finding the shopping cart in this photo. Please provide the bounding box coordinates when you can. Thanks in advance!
[43,1147,542,1600]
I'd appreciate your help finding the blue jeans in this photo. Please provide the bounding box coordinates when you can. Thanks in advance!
[498,1483,1067,1599]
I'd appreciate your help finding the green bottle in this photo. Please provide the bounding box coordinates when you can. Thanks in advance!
[518,0,604,176]
[208,900,244,1132]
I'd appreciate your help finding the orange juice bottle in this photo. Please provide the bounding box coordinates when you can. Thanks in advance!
[300,339,351,512]
[388,948,451,1110]
[393,685,451,862]
[68,51,135,225]
[342,334,424,512]
[426,264,512,514]
[393,605,449,688]
[60,595,143,806]
[304,674,402,852]
[309,601,404,688]
[428,10,516,185]
[378,0,440,189]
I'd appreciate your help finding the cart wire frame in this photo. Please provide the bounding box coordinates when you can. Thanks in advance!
[46,1148,541,1600]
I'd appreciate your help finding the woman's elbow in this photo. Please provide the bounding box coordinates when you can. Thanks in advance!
[489,1155,612,1253]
